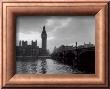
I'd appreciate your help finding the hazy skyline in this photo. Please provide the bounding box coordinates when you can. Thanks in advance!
[16,16,95,52]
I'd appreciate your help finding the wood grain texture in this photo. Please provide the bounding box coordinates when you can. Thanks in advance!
[0,0,109,89]
[1,0,109,3]
[0,0,3,89]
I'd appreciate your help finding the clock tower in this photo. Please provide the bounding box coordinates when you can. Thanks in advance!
[41,26,47,55]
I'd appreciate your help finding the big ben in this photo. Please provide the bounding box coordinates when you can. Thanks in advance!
[41,26,47,55]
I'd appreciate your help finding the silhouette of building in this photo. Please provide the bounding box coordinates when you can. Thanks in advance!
[16,26,48,57]
[41,26,47,56]
[77,42,94,49]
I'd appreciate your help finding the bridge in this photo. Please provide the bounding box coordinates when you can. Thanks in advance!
[73,47,95,57]
[38,56,51,59]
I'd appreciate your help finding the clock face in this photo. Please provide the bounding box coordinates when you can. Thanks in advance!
[42,34,45,37]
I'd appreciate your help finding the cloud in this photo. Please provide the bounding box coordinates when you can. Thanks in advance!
[46,19,55,26]
[16,16,47,34]
[47,36,55,41]
[46,17,71,35]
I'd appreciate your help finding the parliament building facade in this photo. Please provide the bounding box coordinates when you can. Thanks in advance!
[16,26,48,57]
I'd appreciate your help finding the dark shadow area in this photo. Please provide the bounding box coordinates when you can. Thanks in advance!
[51,45,95,74]
[77,50,95,74]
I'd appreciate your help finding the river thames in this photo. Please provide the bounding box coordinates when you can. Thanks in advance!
[16,58,81,74]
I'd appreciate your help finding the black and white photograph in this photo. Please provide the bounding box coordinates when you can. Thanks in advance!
[16,16,95,74]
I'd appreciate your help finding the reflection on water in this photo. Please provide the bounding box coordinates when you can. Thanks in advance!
[40,59,47,74]
[16,58,81,74]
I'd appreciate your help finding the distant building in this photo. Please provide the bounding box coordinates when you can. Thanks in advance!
[54,45,75,53]
[16,26,48,57]
[51,42,95,58]
[78,42,94,48]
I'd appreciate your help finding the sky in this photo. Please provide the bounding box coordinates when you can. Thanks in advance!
[16,16,95,52]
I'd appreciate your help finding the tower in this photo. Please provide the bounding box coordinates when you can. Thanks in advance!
[41,26,47,55]
[19,40,21,46]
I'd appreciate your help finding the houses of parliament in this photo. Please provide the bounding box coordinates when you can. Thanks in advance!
[16,26,49,57]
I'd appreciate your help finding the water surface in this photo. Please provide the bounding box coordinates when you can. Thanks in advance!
[16,58,81,74]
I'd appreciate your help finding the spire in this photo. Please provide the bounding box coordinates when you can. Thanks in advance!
[41,25,47,39]
[42,26,46,33]
[43,26,45,30]
[19,40,21,46]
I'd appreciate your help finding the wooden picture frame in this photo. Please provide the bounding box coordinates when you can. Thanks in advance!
[0,0,109,88]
